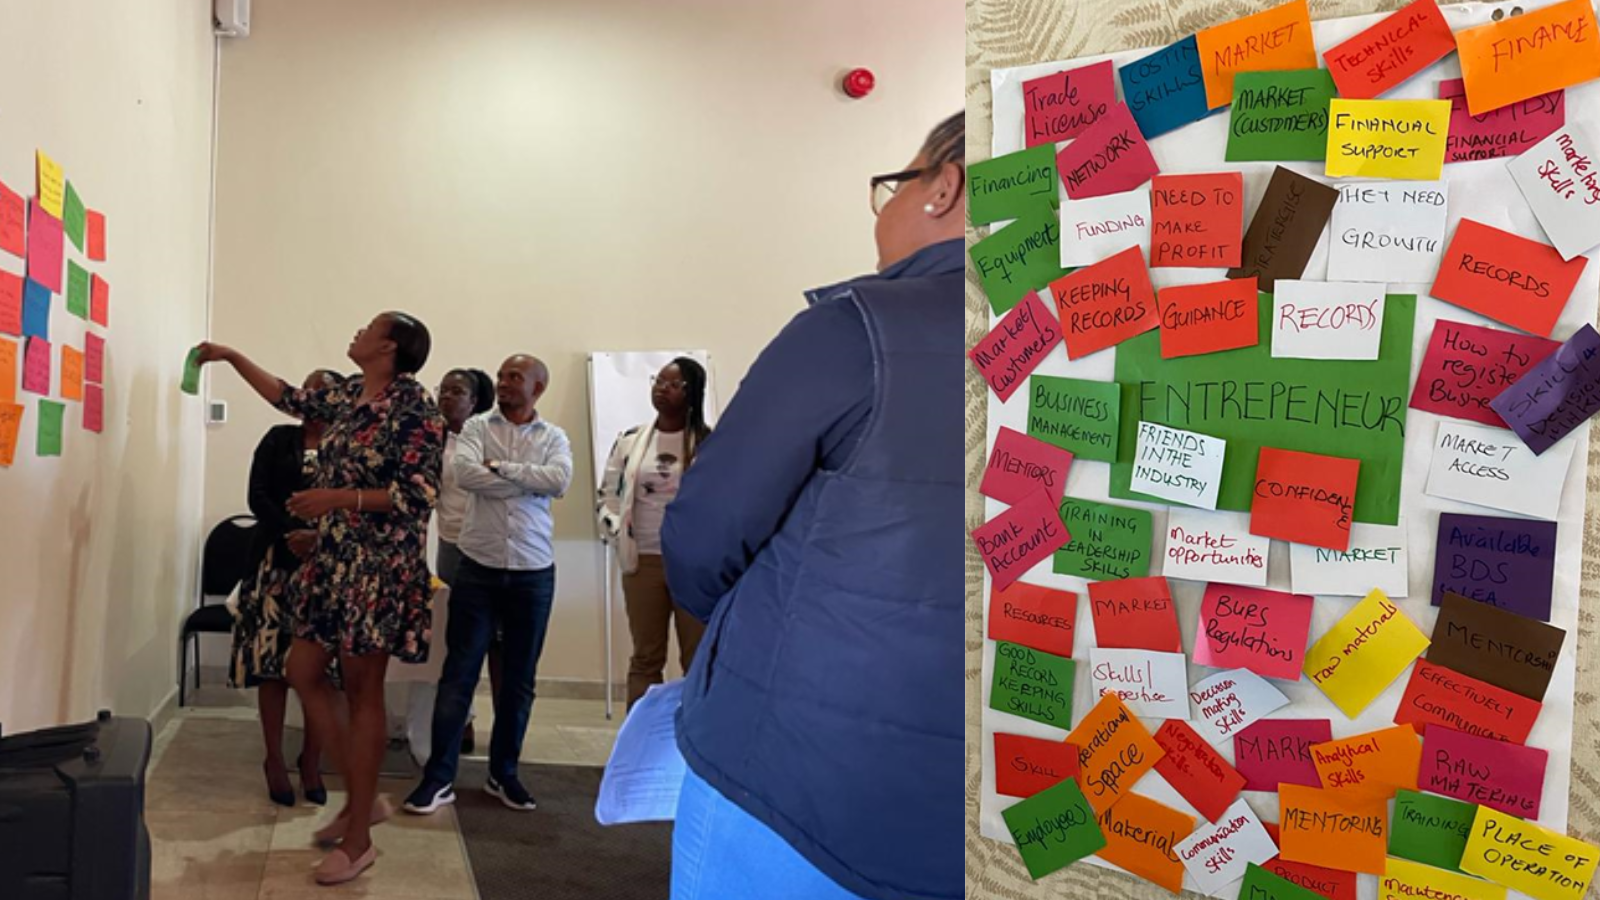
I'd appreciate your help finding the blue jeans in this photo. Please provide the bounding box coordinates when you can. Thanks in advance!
[423,556,554,785]
[672,767,866,900]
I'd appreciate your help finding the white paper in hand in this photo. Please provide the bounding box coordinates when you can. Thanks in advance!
[1327,180,1449,284]
[594,679,686,826]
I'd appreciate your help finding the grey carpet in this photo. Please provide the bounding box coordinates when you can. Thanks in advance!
[454,760,673,900]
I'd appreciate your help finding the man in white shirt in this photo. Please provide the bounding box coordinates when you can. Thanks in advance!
[404,354,572,813]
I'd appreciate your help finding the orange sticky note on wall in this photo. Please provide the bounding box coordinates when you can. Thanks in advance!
[1308,724,1420,799]
[1095,791,1196,894]
[1279,784,1388,875]
[1456,0,1600,116]
[60,345,84,402]
[1195,0,1318,109]
[0,337,15,403]
[1066,692,1166,813]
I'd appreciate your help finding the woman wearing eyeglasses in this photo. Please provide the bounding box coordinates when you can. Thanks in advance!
[597,357,712,710]
[661,113,963,900]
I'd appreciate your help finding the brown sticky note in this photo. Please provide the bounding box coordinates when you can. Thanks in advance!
[1227,166,1339,292]
[1428,591,1565,702]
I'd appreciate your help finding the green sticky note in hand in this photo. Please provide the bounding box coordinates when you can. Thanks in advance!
[1239,863,1328,900]
[989,641,1075,728]
[1001,777,1106,880]
[1390,789,1476,872]
[181,347,203,395]
[37,399,64,457]
[968,144,1059,227]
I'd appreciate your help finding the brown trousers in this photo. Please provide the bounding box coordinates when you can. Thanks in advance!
[623,553,706,709]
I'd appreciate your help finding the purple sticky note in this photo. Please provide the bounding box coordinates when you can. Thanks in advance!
[26,201,63,294]
[1054,103,1160,200]
[22,336,50,395]
[1490,323,1600,455]
[1431,512,1557,621]
[1232,718,1332,792]
[1418,725,1546,818]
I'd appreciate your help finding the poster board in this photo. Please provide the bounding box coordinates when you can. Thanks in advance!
[585,350,717,490]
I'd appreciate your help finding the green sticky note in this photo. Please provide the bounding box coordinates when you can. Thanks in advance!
[968,144,1059,227]
[1225,69,1337,162]
[1055,497,1152,579]
[990,641,1075,728]
[181,348,203,395]
[1001,777,1106,880]
[971,205,1069,315]
[1027,374,1121,462]
[1111,293,1413,524]
[1390,789,1475,872]
[66,261,90,319]
[63,181,86,251]
[1239,863,1327,900]
[37,400,64,456]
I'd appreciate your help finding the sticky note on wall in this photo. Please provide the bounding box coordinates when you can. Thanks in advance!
[1195,0,1317,110]
[1326,98,1451,180]
[1455,0,1600,116]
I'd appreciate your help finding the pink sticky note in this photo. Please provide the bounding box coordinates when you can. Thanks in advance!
[1023,61,1117,147]
[1418,725,1547,818]
[22,337,51,394]
[1194,584,1315,681]
[972,490,1071,591]
[1055,103,1160,200]
[980,427,1074,507]
[1440,79,1564,164]
[85,333,104,384]
[1232,718,1332,792]
[26,201,63,294]
[83,383,104,433]
[968,291,1062,403]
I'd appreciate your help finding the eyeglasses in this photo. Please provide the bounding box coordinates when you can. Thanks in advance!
[650,375,686,390]
[870,168,926,216]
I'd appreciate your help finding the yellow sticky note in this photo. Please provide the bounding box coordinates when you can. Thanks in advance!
[1302,588,1428,717]
[1325,99,1451,180]
[36,150,64,220]
[1195,0,1317,109]
[1461,806,1600,900]
[1383,857,1507,900]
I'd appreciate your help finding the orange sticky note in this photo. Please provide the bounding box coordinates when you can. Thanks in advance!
[0,338,15,403]
[60,345,84,402]
[1095,791,1196,894]
[1066,692,1166,813]
[1308,724,1420,799]
[1279,784,1388,875]
[1158,278,1260,358]
[1196,0,1318,109]
[1456,0,1600,116]
[0,402,21,467]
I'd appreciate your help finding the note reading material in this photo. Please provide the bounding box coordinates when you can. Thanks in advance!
[969,144,1060,227]
[1431,513,1557,621]
[988,581,1077,657]
[981,426,1073,507]
[1270,280,1386,361]
[1491,323,1600,455]
[1328,180,1448,284]
[65,261,88,320]
[35,150,64,219]
[1059,189,1150,267]
[1394,658,1542,744]
[1304,588,1429,717]
[1442,78,1565,164]
[0,180,23,258]
[1150,172,1243,267]
[0,272,20,337]
[1120,36,1213,140]
[1051,246,1158,358]
[1419,725,1546,818]
[1409,320,1561,428]
[23,338,51,395]
[1129,421,1226,509]
[60,346,84,403]
[85,209,106,262]
[1173,797,1279,895]
[1087,576,1181,651]
[1250,446,1359,551]
[1089,648,1189,719]
[1508,122,1600,261]
[1279,784,1389,875]
[1428,591,1565,702]
[969,291,1062,404]
[1156,278,1259,358]
[1195,584,1314,681]
[1234,718,1332,792]
[990,641,1076,728]
[1461,804,1600,900]
[1190,667,1290,743]
[1326,99,1451,180]
[995,732,1080,798]
[1153,719,1246,823]
[1056,497,1153,580]
[1455,0,1600,117]
[1055,103,1160,200]
[0,404,20,467]
[83,384,103,434]
[972,207,1069,315]
[1027,374,1120,461]
[37,399,63,457]
[62,182,85,251]
[1023,60,1115,147]
[1289,520,1409,597]
[1390,789,1477,873]
[27,202,64,294]
[1195,0,1317,110]
[89,275,109,327]
[1309,724,1421,798]
[1425,420,1574,520]
[1094,791,1194,894]
[1430,219,1587,338]
[1228,167,1341,292]
[1001,776,1107,880]
[1322,0,1457,99]
[1162,508,1271,586]
[974,490,1071,591]
[1226,69,1336,162]
[1066,692,1165,814]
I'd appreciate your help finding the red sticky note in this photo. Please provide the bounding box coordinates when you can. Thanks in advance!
[1249,447,1359,551]
[1394,658,1542,744]
[26,201,64,294]
[1233,718,1332,792]
[973,491,1070,591]
[968,291,1061,403]
[995,733,1080,798]
[84,383,103,434]
[980,426,1073,506]
[1055,103,1160,200]
[1051,246,1159,359]
[85,210,106,262]
[1430,219,1587,338]
[1023,60,1116,147]
[1408,320,1560,428]
[988,581,1078,657]
[89,274,109,328]
[0,180,23,258]
[1150,173,1244,268]
[1086,576,1182,652]
[1152,719,1247,822]
[1194,584,1315,681]
[85,333,104,384]
[1418,725,1546,817]
[1260,823,1359,900]
[0,270,21,336]
[1157,278,1259,358]
[22,336,50,394]
[1322,0,1457,100]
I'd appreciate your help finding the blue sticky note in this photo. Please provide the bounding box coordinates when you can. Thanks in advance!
[1119,35,1215,140]
[22,277,49,339]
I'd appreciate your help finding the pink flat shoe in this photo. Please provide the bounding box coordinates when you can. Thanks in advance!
[313,842,377,886]
[312,797,394,847]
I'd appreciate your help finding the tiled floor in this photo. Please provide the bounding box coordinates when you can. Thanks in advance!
[149,683,619,899]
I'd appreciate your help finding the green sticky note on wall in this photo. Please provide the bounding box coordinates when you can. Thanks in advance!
[181,348,203,395]
[66,261,90,319]
[990,641,1075,728]
[1027,374,1121,462]
[1390,789,1476,872]
[1240,863,1328,900]
[1055,497,1152,579]
[37,399,64,456]
[969,144,1059,227]
[970,204,1068,315]
[1225,69,1337,163]
[63,181,87,251]
[1001,777,1106,880]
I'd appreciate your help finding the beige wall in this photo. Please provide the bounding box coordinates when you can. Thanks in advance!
[204,0,963,683]
[0,1,216,732]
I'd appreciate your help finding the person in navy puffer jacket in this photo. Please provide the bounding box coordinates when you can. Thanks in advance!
[661,112,964,900]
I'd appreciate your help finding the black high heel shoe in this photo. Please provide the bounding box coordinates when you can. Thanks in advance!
[298,753,327,806]
[264,760,296,808]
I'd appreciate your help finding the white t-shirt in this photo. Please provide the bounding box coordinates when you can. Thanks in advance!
[436,430,469,544]
[631,429,685,555]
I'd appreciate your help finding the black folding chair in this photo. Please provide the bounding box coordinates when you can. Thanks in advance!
[178,515,257,706]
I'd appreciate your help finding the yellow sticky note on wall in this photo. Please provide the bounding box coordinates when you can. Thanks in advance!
[1461,806,1600,900]
[1325,98,1450,180]
[1302,588,1428,717]
[1456,0,1600,116]
[1195,0,1317,109]
[1383,857,1507,900]
[36,150,64,220]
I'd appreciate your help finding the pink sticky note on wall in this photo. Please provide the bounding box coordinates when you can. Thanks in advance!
[85,333,105,384]
[1055,103,1160,200]
[1024,60,1117,147]
[26,201,63,294]
[1418,725,1547,818]
[972,491,1071,591]
[980,427,1074,507]
[968,291,1062,403]
[84,384,104,433]
[22,336,51,394]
